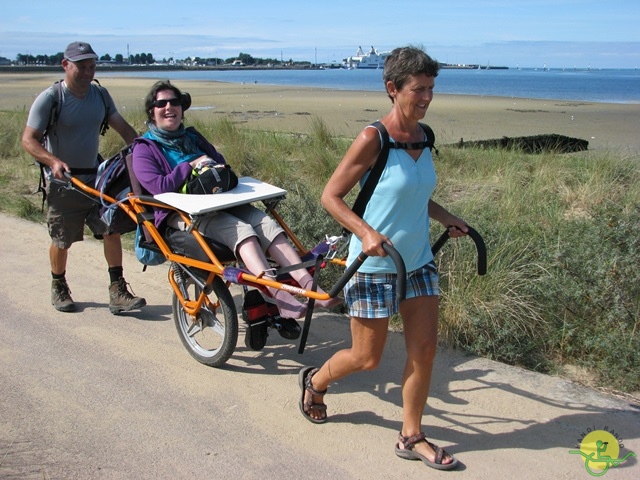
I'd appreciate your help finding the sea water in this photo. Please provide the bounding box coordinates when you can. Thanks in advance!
[110,67,640,104]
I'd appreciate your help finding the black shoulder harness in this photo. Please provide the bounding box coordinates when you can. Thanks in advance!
[344,121,437,235]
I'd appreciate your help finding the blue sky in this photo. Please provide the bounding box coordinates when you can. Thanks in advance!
[2,0,639,68]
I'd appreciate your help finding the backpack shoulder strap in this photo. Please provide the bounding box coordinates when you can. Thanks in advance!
[43,79,63,139]
[388,122,438,154]
[36,80,63,212]
[419,122,438,155]
[343,121,438,235]
[43,79,110,137]
[344,121,390,235]
[92,79,111,136]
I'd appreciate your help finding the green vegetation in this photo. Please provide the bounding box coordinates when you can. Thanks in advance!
[3,107,639,394]
[13,51,304,68]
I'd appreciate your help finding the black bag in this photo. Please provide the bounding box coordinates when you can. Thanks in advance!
[185,164,238,195]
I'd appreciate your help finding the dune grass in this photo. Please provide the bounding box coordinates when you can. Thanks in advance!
[2,107,639,394]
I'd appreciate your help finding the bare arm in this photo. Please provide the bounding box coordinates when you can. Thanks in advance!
[321,127,392,257]
[21,126,70,180]
[428,199,468,238]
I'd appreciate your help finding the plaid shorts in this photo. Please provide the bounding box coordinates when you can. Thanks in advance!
[344,261,439,319]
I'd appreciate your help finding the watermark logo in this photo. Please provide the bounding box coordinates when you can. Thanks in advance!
[569,427,636,476]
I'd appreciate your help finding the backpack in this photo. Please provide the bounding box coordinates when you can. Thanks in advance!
[134,224,166,270]
[94,144,137,234]
[36,79,111,210]
[344,121,437,235]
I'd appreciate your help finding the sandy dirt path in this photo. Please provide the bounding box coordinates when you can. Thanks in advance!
[1,212,638,480]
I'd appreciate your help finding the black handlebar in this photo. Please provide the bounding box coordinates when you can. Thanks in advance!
[49,170,73,186]
[300,243,406,354]
[431,226,487,276]
[328,225,487,301]
[328,243,406,301]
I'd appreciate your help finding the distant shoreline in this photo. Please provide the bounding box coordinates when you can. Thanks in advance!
[2,72,638,151]
[0,64,311,73]
[1,64,509,73]
[3,64,637,74]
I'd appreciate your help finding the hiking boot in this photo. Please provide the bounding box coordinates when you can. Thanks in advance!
[108,277,146,314]
[51,278,76,312]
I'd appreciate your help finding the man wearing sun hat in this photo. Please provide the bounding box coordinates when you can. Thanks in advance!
[64,41,100,61]
[22,41,146,314]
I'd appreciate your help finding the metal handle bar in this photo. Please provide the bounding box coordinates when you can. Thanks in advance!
[48,170,73,186]
[299,243,405,354]
[328,243,406,301]
[431,225,487,276]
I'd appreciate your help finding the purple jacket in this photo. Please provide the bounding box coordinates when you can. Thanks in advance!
[132,127,226,229]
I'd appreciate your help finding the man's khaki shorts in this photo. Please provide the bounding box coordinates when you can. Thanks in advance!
[46,182,107,249]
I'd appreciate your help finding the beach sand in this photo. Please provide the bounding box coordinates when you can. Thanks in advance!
[2,73,639,151]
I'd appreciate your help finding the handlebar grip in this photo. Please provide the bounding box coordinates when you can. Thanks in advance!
[49,170,73,186]
[467,227,487,275]
[430,230,450,256]
[382,243,406,301]
[328,243,407,302]
[431,226,487,276]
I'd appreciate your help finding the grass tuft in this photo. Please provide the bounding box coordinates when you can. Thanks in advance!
[2,108,639,393]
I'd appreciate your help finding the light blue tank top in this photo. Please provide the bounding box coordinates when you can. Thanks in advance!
[347,132,437,274]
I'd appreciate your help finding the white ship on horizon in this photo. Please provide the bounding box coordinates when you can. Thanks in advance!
[343,46,390,69]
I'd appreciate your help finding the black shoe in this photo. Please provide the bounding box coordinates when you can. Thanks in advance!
[269,316,301,340]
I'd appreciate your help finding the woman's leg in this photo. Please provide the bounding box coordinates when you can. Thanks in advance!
[236,236,307,318]
[302,316,389,421]
[196,210,306,318]
[231,207,338,306]
[235,236,273,276]
[267,233,342,308]
[396,295,455,465]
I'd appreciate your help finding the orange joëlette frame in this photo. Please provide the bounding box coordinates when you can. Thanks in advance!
[69,175,345,316]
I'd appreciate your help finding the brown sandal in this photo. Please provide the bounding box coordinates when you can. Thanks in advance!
[298,366,328,424]
[395,432,459,470]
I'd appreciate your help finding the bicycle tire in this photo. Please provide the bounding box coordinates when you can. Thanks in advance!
[172,274,238,367]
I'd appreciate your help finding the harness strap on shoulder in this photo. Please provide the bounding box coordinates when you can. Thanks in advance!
[36,80,64,211]
[92,79,111,136]
[389,123,436,153]
[45,79,110,138]
[343,121,390,235]
[344,121,437,236]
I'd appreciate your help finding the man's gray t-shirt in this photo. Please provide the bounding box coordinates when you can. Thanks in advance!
[27,81,116,176]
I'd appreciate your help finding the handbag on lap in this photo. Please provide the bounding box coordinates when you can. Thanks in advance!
[183,161,238,195]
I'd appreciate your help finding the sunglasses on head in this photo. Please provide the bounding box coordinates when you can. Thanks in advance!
[153,97,182,108]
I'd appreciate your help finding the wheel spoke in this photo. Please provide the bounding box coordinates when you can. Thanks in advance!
[172,275,238,367]
[208,319,225,337]
[186,320,203,337]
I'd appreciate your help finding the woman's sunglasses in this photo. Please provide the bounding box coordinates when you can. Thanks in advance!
[153,98,182,108]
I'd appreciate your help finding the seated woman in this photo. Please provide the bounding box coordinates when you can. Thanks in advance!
[132,80,340,319]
